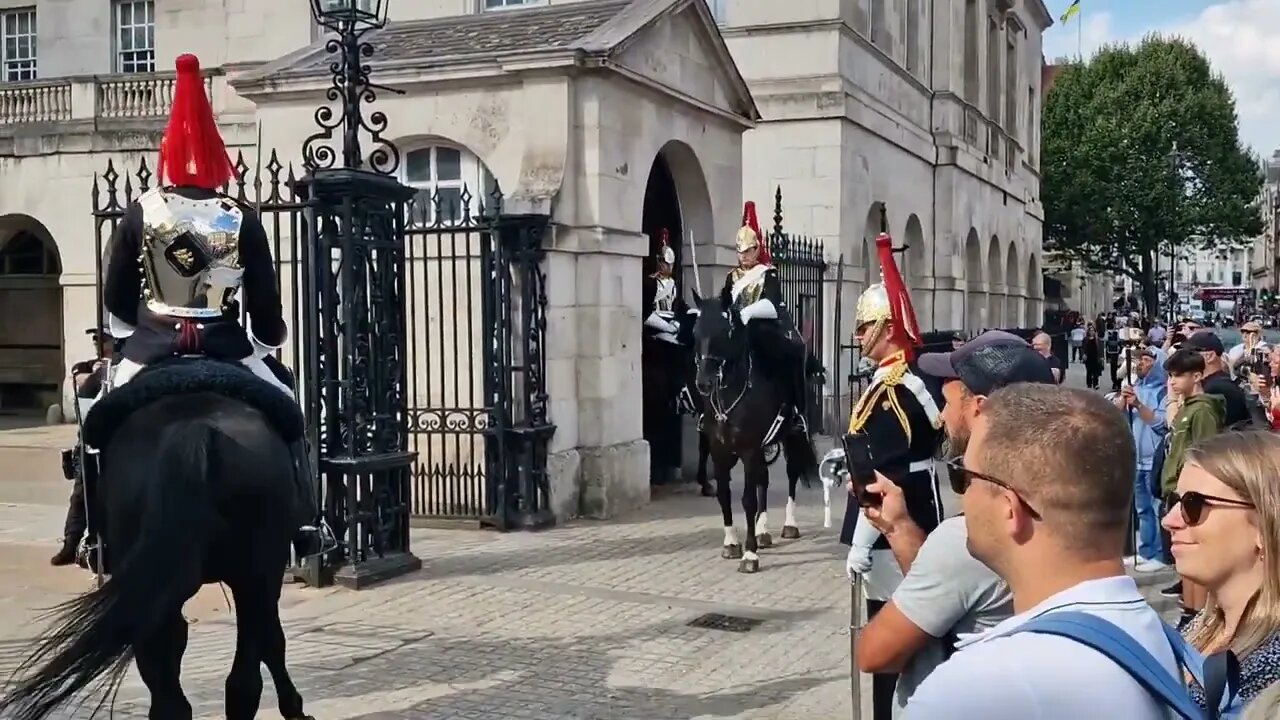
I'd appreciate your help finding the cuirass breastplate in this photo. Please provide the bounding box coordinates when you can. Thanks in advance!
[138,188,245,318]
[730,267,765,308]
[652,275,677,314]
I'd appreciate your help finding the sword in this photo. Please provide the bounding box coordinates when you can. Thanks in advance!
[687,229,704,299]
[850,574,865,719]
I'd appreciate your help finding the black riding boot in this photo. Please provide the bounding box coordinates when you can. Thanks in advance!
[288,440,325,560]
[50,538,79,566]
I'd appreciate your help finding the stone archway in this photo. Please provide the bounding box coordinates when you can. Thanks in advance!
[987,235,1004,328]
[1025,253,1043,327]
[640,140,713,486]
[0,215,63,415]
[863,203,885,290]
[964,229,984,331]
[1005,241,1021,328]
[903,215,926,292]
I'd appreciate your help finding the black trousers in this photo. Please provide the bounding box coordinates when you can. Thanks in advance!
[61,473,86,543]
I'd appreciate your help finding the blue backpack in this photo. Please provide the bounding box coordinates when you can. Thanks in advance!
[1015,611,1243,719]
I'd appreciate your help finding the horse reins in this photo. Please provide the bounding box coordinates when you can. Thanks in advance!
[701,353,752,422]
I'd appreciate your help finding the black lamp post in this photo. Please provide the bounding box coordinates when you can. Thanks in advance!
[300,0,421,589]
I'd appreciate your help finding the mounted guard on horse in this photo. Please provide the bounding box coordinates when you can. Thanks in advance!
[642,229,696,485]
[1,54,321,720]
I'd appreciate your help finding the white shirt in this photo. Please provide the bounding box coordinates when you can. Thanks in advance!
[1227,340,1269,368]
[904,576,1179,719]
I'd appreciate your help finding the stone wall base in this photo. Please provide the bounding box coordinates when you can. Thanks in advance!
[574,439,651,520]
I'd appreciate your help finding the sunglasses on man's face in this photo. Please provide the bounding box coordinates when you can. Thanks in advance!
[944,458,1042,520]
[1164,490,1254,526]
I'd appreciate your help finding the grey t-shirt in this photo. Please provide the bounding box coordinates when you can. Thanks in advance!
[891,516,1013,716]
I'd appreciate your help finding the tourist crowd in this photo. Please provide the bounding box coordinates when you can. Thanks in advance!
[847,327,1280,718]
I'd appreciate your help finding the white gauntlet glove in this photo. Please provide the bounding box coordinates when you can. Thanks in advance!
[845,507,882,579]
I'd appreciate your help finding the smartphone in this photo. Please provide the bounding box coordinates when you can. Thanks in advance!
[842,434,881,507]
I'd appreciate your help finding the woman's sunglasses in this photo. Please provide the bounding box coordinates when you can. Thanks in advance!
[944,458,1042,520]
[1164,491,1254,526]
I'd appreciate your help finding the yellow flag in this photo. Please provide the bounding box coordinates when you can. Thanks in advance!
[1060,0,1081,23]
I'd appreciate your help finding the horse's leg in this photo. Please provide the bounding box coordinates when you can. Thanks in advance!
[739,453,764,574]
[247,578,312,720]
[697,431,714,497]
[134,612,192,720]
[755,469,772,549]
[225,581,268,720]
[716,449,742,560]
[781,434,805,540]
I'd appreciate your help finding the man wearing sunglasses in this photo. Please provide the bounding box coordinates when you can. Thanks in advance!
[904,384,1183,719]
[853,330,1054,716]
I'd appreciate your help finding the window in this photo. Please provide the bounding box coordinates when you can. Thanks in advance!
[1004,24,1018,134]
[963,0,979,102]
[401,145,495,227]
[114,0,155,74]
[870,0,888,51]
[986,17,1001,119]
[484,0,545,10]
[905,0,921,76]
[0,232,58,275]
[1,8,36,82]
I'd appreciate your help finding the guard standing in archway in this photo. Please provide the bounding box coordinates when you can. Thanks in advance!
[641,229,688,484]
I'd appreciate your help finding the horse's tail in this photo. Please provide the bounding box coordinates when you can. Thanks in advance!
[0,422,213,720]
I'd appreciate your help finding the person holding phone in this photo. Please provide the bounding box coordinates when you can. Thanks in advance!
[854,331,1055,715]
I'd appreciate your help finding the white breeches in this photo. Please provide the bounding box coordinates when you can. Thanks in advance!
[112,356,296,401]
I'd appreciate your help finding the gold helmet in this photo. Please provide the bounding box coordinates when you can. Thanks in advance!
[855,233,921,357]
[734,201,770,262]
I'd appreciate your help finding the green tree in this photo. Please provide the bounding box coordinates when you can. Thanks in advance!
[1042,35,1262,314]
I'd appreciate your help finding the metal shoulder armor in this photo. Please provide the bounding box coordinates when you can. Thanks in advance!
[138,188,246,319]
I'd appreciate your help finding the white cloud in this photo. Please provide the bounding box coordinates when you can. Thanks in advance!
[1041,1,1280,156]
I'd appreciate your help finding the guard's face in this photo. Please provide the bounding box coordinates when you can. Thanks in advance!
[738,246,759,269]
[656,260,672,276]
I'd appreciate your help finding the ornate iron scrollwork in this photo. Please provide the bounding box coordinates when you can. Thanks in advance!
[301,20,403,176]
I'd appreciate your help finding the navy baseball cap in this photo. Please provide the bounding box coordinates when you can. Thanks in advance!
[918,330,1057,395]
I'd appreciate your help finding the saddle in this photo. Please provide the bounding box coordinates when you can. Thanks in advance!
[82,357,304,450]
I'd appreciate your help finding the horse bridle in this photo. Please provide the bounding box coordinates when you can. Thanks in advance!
[697,349,751,423]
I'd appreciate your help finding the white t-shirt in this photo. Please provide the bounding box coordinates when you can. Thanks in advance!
[904,576,1179,719]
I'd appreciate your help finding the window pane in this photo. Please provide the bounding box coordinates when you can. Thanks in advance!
[435,147,461,181]
[408,190,431,228]
[133,26,146,50]
[436,187,463,225]
[405,150,432,182]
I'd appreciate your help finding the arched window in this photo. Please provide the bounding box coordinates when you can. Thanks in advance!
[0,231,59,275]
[400,144,495,228]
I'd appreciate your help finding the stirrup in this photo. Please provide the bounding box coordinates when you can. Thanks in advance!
[297,518,338,558]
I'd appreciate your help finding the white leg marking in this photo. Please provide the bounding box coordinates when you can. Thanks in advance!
[723,526,739,546]
[785,497,797,527]
[743,550,759,561]
[757,511,769,536]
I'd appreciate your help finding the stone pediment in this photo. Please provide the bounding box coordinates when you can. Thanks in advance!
[588,0,758,122]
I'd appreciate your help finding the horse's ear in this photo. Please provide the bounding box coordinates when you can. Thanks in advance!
[692,287,702,307]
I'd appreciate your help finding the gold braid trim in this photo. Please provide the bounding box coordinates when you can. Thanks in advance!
[847,360,913,438]
[848,383,886,433]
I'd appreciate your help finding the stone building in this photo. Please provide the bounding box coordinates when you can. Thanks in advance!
[1249,151,1280,293]
[0,0,1070,521]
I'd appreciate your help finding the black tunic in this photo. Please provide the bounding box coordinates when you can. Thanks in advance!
[719,265,783,311]
[839,358,944,548]
[102,187,286,366]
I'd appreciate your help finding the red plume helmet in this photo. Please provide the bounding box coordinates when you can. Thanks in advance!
[736,201,771,265]
[875,232,922,355]
[158,54,235,190]
[655,228,675,265]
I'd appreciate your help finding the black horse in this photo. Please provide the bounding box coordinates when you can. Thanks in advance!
[691,293,819,573]
[0,368,314,720]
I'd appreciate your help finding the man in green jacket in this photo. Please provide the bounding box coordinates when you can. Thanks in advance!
[1160,348,1226,494]
[1160,347,1225,621]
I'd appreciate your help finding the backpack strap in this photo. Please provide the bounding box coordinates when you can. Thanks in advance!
[1014,611,1204,720]
[1162,621,1239,718]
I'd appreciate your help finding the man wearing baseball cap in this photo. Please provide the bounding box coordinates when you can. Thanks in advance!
[854,331,1055,713]
[1184,330,1250,428]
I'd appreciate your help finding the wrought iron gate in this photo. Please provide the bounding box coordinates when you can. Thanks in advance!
[90,151,553,531]
[767,186,828,432]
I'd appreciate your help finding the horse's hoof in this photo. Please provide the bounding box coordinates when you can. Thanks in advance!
[722,544,743,560]
[756,533,773,548]
[700,483,715,497]
[738,557,760,574]
[781,525,801,540]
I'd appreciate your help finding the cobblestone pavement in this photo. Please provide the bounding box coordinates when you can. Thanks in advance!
[0,359,1174,719]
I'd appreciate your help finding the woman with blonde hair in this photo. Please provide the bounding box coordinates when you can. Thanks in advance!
[1163,431,1280,709]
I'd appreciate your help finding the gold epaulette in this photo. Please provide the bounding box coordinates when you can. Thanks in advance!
[881,360,908,387]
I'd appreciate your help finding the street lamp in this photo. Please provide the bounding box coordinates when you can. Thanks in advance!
[299,0,421,589]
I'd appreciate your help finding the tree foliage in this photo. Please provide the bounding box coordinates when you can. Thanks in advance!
[1042,35,1262,311]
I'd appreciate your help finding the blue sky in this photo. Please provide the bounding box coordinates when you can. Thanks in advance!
[1040,0,1280,158]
